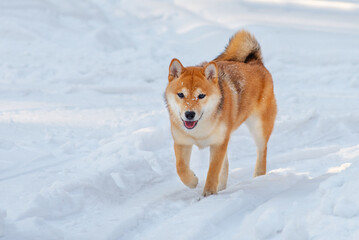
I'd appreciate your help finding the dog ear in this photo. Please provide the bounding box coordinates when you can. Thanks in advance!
[204,62,218,83]
[168,58,184,82]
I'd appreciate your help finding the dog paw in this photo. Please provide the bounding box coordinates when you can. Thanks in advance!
[180,172,198,189]
[187,174,198,189]
[202,188,217,197]
[253,171,266,178]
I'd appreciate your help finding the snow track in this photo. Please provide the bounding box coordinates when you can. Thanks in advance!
[0,0,359,239]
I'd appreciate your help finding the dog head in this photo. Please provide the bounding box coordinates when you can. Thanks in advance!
[165,58,221,131]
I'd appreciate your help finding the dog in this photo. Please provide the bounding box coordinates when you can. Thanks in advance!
[165,30,277,197]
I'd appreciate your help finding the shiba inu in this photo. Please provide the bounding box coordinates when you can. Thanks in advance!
[165,30,277,197]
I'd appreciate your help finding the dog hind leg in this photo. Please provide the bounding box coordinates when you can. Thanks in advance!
[218,153,229,191]
[246,115,268,177]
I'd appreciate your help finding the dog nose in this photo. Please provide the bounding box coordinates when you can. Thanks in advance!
[185,111,196,120]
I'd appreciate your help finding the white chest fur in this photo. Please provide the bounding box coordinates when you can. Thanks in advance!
[172,122,227,148]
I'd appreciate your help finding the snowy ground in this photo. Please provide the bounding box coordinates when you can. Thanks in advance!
[1,0,359,239]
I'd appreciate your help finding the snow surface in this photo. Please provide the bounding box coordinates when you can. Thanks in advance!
[0,0,359,239]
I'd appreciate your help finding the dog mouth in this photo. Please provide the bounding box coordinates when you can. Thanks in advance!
[183,120,198,129]
[180,112,203,130]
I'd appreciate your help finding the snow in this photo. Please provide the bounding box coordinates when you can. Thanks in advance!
[0,0,359,239]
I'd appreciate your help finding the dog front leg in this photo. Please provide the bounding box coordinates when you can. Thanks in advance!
[203,140,229,197]
[174,143,198,189]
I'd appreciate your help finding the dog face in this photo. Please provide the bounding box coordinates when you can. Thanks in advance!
[165,59,221,131]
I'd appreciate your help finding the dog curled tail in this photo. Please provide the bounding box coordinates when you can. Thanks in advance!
[214,30,262,64]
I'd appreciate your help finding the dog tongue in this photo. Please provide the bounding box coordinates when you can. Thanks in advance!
[185,121,196,129]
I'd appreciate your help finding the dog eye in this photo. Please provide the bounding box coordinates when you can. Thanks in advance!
[198,94,206,99]
[177,93,184,98]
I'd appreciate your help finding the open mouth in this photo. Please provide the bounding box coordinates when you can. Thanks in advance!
[180,112,203,130]
[183,120,198,129]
